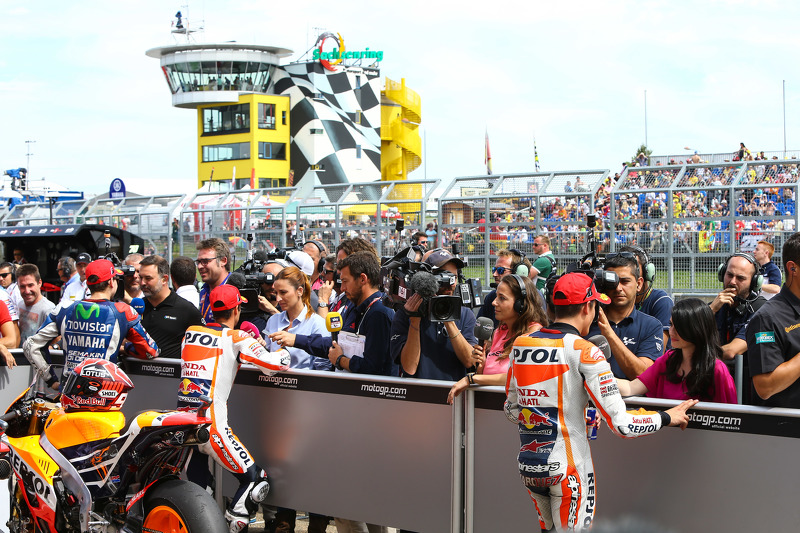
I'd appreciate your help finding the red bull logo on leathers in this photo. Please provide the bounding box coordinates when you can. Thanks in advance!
[519,408,554,429]
[178,378,205,396]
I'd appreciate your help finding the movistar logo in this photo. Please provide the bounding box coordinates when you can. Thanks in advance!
[75,303,100,319]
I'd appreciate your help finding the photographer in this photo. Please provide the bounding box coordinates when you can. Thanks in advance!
[391,249,480,380]
[619,245,674,348]
[586,253,664,380]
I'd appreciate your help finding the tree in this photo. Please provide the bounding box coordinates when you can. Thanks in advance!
[630,144,652,166]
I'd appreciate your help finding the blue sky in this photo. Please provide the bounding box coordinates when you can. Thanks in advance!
[1,1,799,195]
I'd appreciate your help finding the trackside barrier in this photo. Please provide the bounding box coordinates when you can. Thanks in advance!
[467,388,800,533]
[3,354,800,532]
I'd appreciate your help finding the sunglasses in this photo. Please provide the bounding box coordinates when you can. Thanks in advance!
[0,273,11,279]
[492,266,510,275]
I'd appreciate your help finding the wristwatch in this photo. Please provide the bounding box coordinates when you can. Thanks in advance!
[335,354,347,370]
[318,302,329,308]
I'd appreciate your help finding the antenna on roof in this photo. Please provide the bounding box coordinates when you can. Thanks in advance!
[171,4,204,43]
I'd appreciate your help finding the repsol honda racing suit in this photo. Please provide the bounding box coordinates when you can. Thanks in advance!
[178,323,290,533]
[505,326,669,532]
[23,298,159,387]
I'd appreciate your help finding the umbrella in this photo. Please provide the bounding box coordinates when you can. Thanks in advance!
[228,236,248,248]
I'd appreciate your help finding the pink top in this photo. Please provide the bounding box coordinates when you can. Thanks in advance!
[482,322,541,376]
[637,350,737,404]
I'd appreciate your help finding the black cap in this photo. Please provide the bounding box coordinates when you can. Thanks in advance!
[76,253,92,265]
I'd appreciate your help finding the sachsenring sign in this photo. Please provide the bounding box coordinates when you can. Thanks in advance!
[312,32,384,72]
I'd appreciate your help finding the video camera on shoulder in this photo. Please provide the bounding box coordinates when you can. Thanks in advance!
[380,246,482,323]
[564,213,619,295]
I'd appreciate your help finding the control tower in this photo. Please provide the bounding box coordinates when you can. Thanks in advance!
[147,33,421,193]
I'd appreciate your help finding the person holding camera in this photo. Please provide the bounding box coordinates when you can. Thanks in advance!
[586,253,664,379]
[619,245,674,348]
[391,249,480,380]
[448,274,547,403]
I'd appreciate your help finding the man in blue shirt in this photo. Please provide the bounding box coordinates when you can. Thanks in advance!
[327,251,396,376]
[619,245,674,348]
[391,249,481,381]
[197,238,231,323]
[587,254,664,379]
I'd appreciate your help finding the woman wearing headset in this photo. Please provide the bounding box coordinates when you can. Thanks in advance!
[616,298,736,403]
[447,274,548,403]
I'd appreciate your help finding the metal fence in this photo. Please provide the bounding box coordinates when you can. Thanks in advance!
[2,160,799,297]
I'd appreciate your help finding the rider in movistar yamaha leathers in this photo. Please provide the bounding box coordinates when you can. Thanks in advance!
[23,259,159,388]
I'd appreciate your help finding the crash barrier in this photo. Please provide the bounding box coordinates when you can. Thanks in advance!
[3,353,800,532]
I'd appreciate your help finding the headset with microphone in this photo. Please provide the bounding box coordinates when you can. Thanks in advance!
[717,252,764,315]
[508,249,530,278]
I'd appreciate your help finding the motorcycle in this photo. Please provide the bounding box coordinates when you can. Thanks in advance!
[0,358,227,532]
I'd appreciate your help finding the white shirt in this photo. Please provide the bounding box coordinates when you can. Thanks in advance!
[176,284,200,309]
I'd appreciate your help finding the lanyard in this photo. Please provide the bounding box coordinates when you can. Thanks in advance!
[355,297,380,335]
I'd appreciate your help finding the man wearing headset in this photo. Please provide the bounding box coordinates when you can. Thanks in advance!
[477,249,533,327]
[709,253,766,362]
[619,246,674,348]
[746,232,800,407]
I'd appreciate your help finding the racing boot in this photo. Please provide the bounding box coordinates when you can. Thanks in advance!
[225,509,251,533]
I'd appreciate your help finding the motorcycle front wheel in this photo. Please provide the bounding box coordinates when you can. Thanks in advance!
[143,478,228,533]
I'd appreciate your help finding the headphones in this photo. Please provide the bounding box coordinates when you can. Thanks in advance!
[717,253,764,294]
[627,245,655,284]
[59,257,76,277]
[510,274,528,314]
[303,240,327,273]
[0,263,16,283]
[509,248,530,277]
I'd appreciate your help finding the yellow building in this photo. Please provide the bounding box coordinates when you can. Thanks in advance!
[381,77,422,182]
[197,94,291,189]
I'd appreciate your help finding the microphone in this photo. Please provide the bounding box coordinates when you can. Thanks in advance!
[227,272,247,289]
[130,297,145,316]
[587,334,612,361]
[474,317,494,351]
[326,311,343,343]
[409,271,439,299]
[240,321,262,340]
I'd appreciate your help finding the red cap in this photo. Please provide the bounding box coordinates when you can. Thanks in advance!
[210,284,248,311]
[85,259,119,285]
[552,273,611,306]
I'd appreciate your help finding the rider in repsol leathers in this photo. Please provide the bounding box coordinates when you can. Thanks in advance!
[23,259,159,388]
[505,273,696,532]
[178,284,290,533]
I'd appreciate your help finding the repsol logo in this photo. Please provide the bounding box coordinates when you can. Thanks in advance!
[10,450,54,508]
[184,332,218,347]
[512,347,560,364]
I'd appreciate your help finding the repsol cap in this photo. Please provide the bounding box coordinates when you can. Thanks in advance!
[424,248,465,270]
[552,273,611,306]
[211,284,248,311]
[86,259,120,285]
